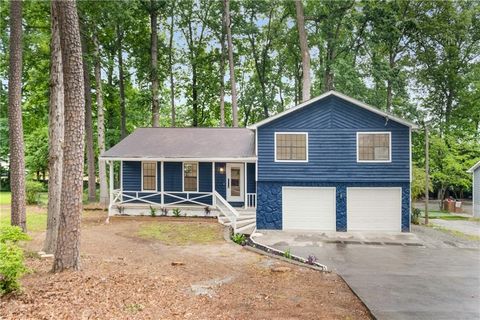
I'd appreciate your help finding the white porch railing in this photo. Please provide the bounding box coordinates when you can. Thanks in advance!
[246,193,256,208]
[110,189,213,207]
[213,191,239,226]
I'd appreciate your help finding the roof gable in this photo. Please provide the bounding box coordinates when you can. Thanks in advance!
[248,91,418,129]
[467,160,480,173]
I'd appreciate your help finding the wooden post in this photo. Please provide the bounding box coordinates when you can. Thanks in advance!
[244,162,247,208]
[212,162,216,206]
[107,160,114,223]
[425,126,429,225]
[160,161,164,206]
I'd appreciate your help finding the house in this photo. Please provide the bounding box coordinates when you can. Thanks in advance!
[467,161,480,217]
[100,91,417,234]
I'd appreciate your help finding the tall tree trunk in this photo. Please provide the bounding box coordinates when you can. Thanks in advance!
[386,53,394,112]
[295,0,311,101]
[53,0,85,272]
[150,3,159,127]
[324,40,335,91]
[44,1,64,254]
[81,30,96,202]
[117,26,126,138]
[8,0,26,232]
[224,0,238,127]
[93,34,108,207]
[168,8,175,127]
[192,64,198,127]
[219,2,226,127]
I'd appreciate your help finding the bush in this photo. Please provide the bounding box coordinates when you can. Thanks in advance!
[283,248,292,259]
[411,208,421,225]
[25,180,44,205]
[149,206,157,217]
[172,208,182,217]
[0,226,29,295]
[231,233,246,245]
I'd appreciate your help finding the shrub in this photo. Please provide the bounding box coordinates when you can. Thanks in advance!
[283,248,292,259]
[172,208,181,217]
[306,255,317,265]
[25,180,44,205]
[0,226,30,295]
[411,208,421,225]
[231,233,246,245]
[149,206,157,217]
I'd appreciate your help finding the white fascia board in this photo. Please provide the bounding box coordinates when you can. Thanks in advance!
[99,156,257,162]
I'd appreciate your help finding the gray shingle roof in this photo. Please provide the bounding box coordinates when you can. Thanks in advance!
[101,128,256,160]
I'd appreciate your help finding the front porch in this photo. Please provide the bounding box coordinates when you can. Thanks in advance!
[106,160,257,234]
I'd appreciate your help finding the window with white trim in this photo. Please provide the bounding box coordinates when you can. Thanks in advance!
[275,133,308,161]
[357,132,391,162]
[142,162,156,191]
[183,162,198,192]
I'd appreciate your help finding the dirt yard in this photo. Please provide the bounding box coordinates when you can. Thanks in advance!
[1,210,371,319]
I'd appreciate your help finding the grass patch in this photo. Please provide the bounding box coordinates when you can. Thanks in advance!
[0,192,11,205]
[427,223,480,241]
[137,222,223,245]
[0,210,47,232]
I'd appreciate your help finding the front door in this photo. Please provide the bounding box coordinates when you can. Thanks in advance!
[226,163,244,202]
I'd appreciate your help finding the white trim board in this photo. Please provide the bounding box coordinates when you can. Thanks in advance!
[356,131,392,163]
[274,132,309,163]
[100,156,257,162]
[248,91,418,130]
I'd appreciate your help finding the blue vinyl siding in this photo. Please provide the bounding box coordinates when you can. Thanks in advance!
[199,162,212,192]
[122,161,141,190]
[164,162,182,191]
[247,163,256,193]
[215,162,226,198]
[257,95,410,183]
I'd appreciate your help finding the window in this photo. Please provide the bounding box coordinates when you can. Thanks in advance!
[183,162,198,192]
[142,162,156,191]
[275,133,308,162]
[357,132,391,162]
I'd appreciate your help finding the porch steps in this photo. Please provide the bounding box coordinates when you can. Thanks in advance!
[216,209,256,235]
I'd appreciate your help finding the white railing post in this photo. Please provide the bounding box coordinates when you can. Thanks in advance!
[212,162,216,206]
[244,162,247,208]
[109,161,114,206]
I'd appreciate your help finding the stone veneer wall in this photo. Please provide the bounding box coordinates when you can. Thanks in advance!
[256,181,410,232]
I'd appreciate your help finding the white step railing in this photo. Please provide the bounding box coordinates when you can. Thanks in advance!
[213,191,239,226]
[246,193,256,208]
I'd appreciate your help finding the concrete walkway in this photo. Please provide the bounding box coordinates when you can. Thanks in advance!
[430,219,480,238]
[253,230,480,320]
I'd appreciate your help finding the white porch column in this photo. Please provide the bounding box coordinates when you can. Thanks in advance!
[244,162,247,208]
[212,162,216,206]
[108,161,114,221]
[160,161,164,206]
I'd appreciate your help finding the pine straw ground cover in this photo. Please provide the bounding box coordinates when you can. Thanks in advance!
[1,211,371,319]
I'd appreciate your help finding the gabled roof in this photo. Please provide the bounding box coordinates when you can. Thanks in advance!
[467,160,480,173]
[248,90,419,129]
[100,128,256,160]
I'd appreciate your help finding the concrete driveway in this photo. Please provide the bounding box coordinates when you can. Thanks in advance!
[253,230,480,320]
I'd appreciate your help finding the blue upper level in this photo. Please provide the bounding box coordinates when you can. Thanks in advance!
[256,94,412,183]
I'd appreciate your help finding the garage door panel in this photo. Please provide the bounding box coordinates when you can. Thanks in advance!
[283,187,336,231]
[347,188,401,232]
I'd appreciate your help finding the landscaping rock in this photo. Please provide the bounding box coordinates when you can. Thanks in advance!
[171,261,185,266]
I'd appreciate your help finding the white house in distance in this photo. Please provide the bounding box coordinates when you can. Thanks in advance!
[467,160,480,217]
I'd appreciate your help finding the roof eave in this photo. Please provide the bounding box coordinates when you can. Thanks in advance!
[467,160,480,173]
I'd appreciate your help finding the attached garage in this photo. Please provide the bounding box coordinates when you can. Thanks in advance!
[282,187,336,230]
[347,188,402,232]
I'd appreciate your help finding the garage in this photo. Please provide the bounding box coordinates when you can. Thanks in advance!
[282,187,336,230]
[347,188,402,232]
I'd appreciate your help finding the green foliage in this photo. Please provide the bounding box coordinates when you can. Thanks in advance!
[25,180,44,205]
[231,233,246,245]
[0,226,30,295]
[172,208,182,217]
[283,248,292,259]
[412,166,433,201]
[25,126,49,177]
[149,206,157,217]
[411,208,421,225]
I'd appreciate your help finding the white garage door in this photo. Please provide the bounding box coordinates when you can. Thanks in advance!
[347,188,402,231]
[282,187,336,231]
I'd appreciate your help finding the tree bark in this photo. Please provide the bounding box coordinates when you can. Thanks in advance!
[117,26,126,138]
[192,63,198,127]
[168,7,175,127]
[8,0,26,232]
[386,53,394,112]
[295,0,311,101]
[44,1,64,254]
[93,34,108,207]
[219,1,226,127]
[81,29,96,203]
[53,0,85,272]
[224,0,238,127]
[150,2,159,127]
